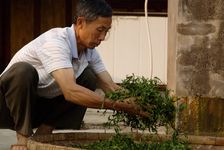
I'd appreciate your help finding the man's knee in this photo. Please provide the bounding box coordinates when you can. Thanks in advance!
[11,62,38,80]
[0,62,39,93]
[1,62,38,84]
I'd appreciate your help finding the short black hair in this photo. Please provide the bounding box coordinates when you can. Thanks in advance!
[74,0,112,24]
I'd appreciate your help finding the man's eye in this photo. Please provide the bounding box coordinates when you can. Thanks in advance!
[97,28,104,33]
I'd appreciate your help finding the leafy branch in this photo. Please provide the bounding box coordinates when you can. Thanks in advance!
[105,74,177,132]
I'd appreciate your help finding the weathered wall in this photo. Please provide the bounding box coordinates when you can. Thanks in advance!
[168,0,224,135]
[176,0,224,98]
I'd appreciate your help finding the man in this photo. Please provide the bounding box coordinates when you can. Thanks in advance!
[0,0,142,149]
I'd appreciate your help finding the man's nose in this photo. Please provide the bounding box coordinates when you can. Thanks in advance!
[98,31,107,41]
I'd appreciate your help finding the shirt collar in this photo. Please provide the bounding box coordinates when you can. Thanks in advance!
[67,24,78,59]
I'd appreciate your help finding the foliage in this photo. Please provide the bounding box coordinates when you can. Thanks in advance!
[72,74,190,150]
[105,74,176,132]
[73,132,191,150]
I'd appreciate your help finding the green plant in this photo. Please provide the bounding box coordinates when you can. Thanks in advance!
[72,74,190,150]
[73,132,191,150]
[105,74,176,132]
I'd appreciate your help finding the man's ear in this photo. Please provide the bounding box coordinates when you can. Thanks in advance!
[76,17,85,28]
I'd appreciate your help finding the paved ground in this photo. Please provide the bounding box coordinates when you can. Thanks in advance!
[0,129,17,150]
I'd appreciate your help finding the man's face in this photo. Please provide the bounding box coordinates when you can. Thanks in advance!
[76,17,112,49]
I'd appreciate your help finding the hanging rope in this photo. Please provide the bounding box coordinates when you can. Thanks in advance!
[144,0,153,79]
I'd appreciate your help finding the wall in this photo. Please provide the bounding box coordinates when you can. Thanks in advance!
[169,0,224,98]
[168,0,224,136]
[97,16,168,83]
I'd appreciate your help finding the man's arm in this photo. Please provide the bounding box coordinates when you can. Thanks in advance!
[52,68,145,116]
[95,71,120,93]
[52,68,103,108]
[95,71,147,116]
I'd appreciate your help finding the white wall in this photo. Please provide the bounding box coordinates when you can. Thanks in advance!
[97,16,168,83]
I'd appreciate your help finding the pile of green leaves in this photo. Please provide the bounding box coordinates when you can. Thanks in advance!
[73,132,191,150]
[72,75,190,150]
[105,74,176,132]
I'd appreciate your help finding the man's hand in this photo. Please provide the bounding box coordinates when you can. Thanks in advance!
[104,97,149,118]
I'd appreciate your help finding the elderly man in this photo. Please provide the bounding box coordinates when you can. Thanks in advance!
[0,0,141,149]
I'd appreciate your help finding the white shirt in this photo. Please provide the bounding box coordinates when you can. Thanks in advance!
[0,25,106,98]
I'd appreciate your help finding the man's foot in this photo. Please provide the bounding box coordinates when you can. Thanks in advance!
[34,123,54,135]
[11,132,28,150]
[11,124,54,150]
[10,144,27,150]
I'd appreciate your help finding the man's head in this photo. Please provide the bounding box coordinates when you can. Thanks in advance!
[74,0,112,24]
[74,0,113,50]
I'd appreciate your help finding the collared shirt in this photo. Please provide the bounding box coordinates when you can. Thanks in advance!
[0,25,106,98]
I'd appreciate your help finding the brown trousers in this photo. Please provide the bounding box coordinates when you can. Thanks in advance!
[0,62,97,136]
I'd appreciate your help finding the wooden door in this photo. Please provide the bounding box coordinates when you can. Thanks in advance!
[0,0,77,72]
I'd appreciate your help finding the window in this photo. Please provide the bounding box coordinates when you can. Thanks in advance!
[106,0,167,16]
